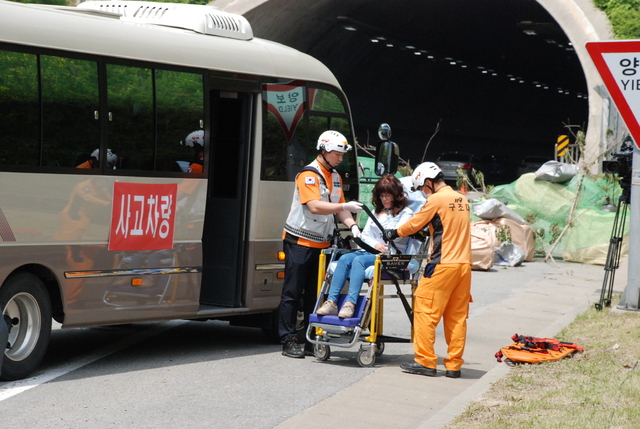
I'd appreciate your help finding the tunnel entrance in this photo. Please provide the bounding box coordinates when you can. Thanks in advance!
[240,0,589,183]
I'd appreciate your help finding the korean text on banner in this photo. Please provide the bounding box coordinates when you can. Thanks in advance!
[109,182,178,251]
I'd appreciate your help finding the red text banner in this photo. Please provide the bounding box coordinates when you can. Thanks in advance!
[109,182,178,251]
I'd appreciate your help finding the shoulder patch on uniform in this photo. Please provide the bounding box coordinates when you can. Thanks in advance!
[305,176,316,185]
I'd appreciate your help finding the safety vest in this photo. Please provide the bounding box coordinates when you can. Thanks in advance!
[284,160,342,243]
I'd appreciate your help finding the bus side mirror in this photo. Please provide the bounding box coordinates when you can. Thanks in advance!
[375,140,399,176]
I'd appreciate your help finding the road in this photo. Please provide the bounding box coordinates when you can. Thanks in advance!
[0,257,616,429]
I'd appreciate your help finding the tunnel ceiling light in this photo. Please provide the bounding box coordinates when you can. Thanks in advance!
[376,36,386,40]
[414,51,422,55]
[343,25,357,31]
[406,45,415,49]
[371,38,379,43]
[450,61,457,65]
[427,55,434,59]
[482,70,488,73]
[386,43,394,47]
[523,29,536,36]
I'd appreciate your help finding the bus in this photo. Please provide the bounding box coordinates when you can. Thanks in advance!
[0,0,360,380]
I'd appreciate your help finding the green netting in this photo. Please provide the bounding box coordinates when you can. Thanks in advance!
[488,173,628,264]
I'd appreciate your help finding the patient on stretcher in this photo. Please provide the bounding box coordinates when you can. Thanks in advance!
[316,175,413,318]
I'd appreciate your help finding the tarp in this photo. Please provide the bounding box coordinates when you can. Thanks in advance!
[488,173,628,265]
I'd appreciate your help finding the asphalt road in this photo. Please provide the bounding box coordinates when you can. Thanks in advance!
[0,257,617,429]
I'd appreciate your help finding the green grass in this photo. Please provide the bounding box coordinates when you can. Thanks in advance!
[445,297,640,429]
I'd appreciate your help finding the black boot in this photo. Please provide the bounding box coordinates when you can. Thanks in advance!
[282,336,304,358]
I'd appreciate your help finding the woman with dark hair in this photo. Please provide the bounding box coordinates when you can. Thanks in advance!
[316,175,413,318]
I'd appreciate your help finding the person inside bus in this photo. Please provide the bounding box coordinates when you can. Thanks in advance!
[316,174,413,318]
[180,130,205,173]
[76,148,118,169]
[278,130,363,358]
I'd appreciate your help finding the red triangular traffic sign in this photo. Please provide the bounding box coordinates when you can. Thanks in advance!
[587,40,640,149]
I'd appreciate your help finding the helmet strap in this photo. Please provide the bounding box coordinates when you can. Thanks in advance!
[424,179,436,195]
[320,152,336,171]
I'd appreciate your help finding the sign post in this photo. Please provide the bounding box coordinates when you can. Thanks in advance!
[556,135,569,159]
[587,41,640,310]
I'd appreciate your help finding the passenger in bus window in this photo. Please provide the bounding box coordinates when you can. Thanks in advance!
[316,175,413,318]
[179,130,205,173]
[76,148,117,169]
[279,130,363,358]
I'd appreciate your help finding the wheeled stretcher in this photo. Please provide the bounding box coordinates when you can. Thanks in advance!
[305,236,428,367]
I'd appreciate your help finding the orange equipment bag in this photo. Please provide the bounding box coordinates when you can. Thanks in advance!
[495,333,584,365]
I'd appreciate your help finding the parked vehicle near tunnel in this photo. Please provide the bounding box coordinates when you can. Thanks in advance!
[436,151,485,187]
[0,1,360,380]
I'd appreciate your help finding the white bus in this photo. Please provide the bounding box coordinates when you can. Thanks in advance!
[0,0,360,380]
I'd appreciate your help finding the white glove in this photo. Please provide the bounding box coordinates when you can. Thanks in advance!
[350,224,361,238]
[342,201,363,213]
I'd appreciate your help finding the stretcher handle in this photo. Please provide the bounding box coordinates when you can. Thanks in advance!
[359,203,401,254]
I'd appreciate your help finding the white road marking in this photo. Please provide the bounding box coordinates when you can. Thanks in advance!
[0,320,188,401]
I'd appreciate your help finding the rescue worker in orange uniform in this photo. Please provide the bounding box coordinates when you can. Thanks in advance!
[76,148,117,169]
[180,130,205,173]
[278,130,363,358]
[385,162,472,378]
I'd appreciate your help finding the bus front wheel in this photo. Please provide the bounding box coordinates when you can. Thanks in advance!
[0,272,52,381]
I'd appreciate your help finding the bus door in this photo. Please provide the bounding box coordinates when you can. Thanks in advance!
[200,90,253,307]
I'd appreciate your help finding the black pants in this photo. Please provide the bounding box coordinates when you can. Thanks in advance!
[277,240,322,343]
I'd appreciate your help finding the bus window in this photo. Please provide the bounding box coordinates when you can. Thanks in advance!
[156,69,204,173]
[106,64,154,171]
[41,56,100,169]
[309,88,345,113]
[260,82,356,182]
[0,50,39,167]
[261,108,290,181]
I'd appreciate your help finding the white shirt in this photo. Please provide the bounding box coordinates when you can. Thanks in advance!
[361,206,413,254]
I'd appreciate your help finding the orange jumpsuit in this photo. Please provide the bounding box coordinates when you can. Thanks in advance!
[396,185,472,371]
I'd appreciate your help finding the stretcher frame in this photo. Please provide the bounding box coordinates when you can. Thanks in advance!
[305,238,428,367]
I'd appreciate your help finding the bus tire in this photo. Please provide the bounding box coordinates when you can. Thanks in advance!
[0,272,52,381]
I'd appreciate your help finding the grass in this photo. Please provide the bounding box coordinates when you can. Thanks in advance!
[445,296,640,429]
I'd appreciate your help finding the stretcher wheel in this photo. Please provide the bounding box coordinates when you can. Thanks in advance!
[356,347,376,367]
[314,344,331,361]
[375,341,385,357]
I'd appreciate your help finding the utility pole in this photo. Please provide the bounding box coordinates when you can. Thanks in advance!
[618,148,640,310]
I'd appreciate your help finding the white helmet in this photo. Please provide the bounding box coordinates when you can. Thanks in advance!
[180,130,205,148]
[91,148,118,169]
[411,162,442,191]
[316,130,352,153]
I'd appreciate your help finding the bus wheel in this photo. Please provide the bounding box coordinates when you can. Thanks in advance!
[0,273,52,381]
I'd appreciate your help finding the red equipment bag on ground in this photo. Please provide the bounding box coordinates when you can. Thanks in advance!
[495,333,584,365]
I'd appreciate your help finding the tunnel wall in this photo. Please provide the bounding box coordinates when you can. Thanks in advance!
[214,0,615,173]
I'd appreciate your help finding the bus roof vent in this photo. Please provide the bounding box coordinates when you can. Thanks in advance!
[77,1,253,40]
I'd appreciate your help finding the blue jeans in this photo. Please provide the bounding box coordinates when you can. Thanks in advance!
[327,251,376,304]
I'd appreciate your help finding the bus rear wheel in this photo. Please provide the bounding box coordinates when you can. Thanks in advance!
[0,272,52,381]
